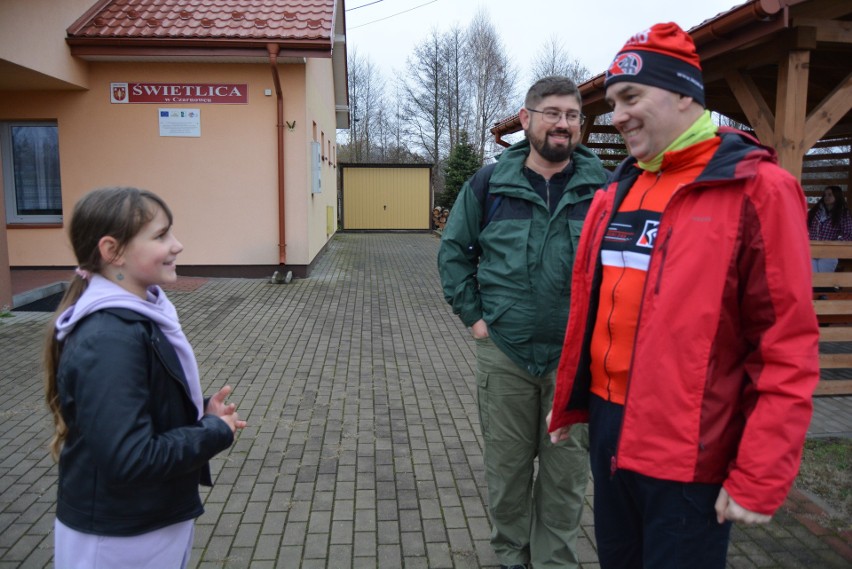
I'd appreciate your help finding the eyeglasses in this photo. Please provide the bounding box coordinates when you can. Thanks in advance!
[526,108,585,125]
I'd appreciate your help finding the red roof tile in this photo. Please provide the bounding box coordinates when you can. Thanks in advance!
[68,0,337,43]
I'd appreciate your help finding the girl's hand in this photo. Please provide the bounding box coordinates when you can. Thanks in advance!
[206,385,247,433]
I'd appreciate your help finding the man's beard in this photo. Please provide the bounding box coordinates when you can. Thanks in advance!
[527,128,575,162]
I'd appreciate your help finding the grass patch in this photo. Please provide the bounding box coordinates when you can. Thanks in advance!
[794,437,851,531]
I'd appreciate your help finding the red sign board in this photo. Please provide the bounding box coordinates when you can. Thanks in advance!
[110,82,248,104]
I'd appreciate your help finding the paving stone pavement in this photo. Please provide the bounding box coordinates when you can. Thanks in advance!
[0,232,849,568]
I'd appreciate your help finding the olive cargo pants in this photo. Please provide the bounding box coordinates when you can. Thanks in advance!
[476,337,590,568]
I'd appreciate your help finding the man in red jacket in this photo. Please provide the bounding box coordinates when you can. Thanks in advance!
[547,22,819,569]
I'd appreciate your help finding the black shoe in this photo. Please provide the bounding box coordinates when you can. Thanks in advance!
[500,565,528,569]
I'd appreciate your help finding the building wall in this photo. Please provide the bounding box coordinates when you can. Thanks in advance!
[0,59,338,270]
[304,57,340,256]
[0,0,91,89]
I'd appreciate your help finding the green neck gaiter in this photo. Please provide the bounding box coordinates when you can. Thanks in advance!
[638,110,717,172]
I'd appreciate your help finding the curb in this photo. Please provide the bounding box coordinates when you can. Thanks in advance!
[783,488,852,562]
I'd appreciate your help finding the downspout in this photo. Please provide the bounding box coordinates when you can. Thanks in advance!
[268,43,292,284]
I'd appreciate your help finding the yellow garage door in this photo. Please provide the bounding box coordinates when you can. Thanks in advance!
[342,165,432,230]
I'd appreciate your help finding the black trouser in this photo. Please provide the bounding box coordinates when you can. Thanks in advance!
[588,395,732,569]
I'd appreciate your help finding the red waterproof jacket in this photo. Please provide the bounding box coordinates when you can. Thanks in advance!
[550,128,819,515]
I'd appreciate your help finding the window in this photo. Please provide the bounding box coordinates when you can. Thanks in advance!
[2,122,63,224]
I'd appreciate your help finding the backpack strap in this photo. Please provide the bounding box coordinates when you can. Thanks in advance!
[468,162,501,230]
[483,193,503,230]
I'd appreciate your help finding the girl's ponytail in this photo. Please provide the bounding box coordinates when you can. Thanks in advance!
[43,274,89,461]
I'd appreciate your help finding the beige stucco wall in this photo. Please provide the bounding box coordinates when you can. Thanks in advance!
[1,58,339,270]
[0,0,91,89]
[303,57,341,258]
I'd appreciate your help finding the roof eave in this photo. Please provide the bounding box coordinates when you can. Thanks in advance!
[66,38,333,62]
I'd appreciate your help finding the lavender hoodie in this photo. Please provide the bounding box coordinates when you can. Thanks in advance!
[55,274,204,418]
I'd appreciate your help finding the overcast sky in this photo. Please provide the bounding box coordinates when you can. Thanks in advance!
[345,0,744,87]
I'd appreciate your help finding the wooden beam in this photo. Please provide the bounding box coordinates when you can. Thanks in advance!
[704,42,784,81]
[819,326,852,341]
[795,0,852,20]
[810,241,852,258]
[812,273,852,288]
[819,353,852,368]
[803,72,852,152]
[697,17,788,63]
[813,300,852,316]
[793,18,852,44]
[802,165,850,174]
[724,69,776,144]
[815,379,852,396]
[774,49,811,179]
[814,303,852,320]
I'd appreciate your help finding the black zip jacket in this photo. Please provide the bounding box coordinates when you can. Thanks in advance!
[55,308,233,536]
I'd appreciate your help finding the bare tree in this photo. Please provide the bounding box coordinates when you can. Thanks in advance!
[343,10,606,168]
[373,83,404,162]
[465,10,517,161]
[358,56,386,161]
[340,48,387,162]
[402,28,449,167]
[530,34,592,85]
[442,25,472,151]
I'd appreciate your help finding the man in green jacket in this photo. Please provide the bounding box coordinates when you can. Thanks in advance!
[438,76,607,569]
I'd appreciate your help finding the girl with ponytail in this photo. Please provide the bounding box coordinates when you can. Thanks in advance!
[44,187,246,569]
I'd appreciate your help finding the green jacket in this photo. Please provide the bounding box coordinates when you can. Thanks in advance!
[438,139,607,377]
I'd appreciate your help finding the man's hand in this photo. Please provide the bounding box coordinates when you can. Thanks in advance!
[546,410,572,444]
[714,487,772,525]
[470,319,489,339]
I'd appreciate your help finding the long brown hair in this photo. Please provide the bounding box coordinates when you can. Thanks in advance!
[808,185,848,228]
[43,187,172,460]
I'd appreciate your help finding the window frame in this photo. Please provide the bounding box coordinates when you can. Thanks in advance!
[1,121,63,225]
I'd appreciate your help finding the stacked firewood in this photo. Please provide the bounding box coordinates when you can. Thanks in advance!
[432,207,450,229]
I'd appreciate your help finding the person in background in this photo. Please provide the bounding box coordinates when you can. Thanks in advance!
[808,185,852,273]
[438,76,608,568]
[547,23,819,569]
[44,186,247,569]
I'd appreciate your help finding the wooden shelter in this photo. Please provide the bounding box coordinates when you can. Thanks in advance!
[491,0,852,395]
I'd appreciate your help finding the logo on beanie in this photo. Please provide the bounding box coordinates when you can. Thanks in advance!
[607,53,643,79]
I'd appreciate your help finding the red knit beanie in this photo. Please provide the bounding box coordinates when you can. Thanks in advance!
[605,22,705,107]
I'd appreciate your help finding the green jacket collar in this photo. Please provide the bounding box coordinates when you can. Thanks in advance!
[490,138,607,200]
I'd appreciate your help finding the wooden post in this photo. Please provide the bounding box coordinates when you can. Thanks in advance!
[774,49,810,180]
[724,69,775,145]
